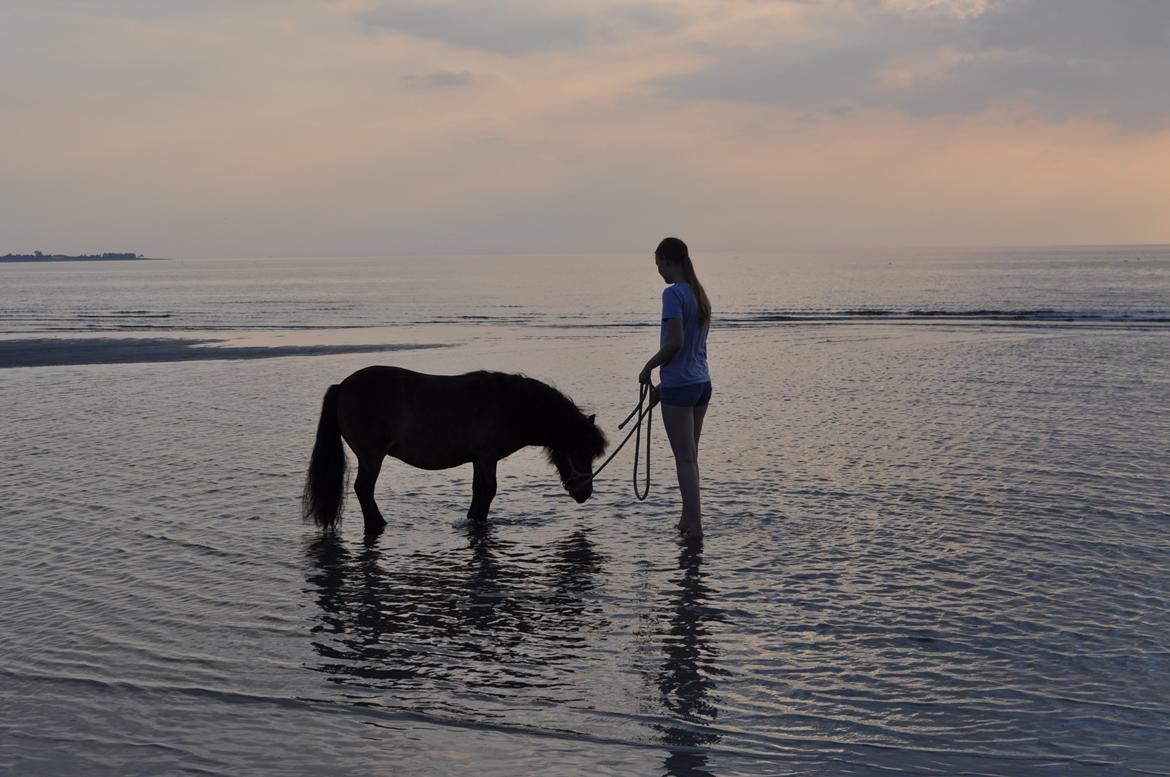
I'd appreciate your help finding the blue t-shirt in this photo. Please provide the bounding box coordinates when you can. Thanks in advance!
[660,282,710,388]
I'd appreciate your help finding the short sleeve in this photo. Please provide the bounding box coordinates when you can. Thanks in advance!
[661,286,683,320]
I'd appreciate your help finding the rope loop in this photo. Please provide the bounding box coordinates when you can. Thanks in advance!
[588,382,655,500]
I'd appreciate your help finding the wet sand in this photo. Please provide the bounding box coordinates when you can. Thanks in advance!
[0,337,447,368]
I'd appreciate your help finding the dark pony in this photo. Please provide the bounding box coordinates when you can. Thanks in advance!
[303,366,607,534]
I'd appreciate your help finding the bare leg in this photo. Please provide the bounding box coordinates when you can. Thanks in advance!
[469,459,498,522]
[661,404,702,538]
[692,403,708,490]
[354,455,387,535]
[693,404,708,449]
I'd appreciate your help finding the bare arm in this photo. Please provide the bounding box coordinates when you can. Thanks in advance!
[639,317,684,384]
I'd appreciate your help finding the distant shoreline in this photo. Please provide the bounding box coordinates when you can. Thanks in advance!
[1,254,166,263]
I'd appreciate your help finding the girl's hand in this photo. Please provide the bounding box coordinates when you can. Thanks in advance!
[638,365,653,384]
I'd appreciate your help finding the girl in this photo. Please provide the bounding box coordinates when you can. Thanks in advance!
[638,237,712,538]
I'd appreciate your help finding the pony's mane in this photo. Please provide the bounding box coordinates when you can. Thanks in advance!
[474,370,606,457]
[489,370,586,423]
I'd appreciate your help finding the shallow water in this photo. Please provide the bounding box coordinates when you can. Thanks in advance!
[2,249,1169,775]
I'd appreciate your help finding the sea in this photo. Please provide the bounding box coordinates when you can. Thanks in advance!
[2,246,1168,776]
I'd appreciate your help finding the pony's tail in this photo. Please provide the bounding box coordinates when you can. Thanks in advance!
[302,384,347,529]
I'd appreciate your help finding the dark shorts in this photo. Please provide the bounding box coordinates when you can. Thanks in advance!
[660,381,712,407]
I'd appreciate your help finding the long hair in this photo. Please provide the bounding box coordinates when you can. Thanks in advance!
[656,237,711,327]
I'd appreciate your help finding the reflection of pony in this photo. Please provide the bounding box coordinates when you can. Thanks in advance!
[303,366,607,534]
[303,524,606,693]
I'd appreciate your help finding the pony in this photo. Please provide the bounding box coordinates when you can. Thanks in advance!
[302,366,608,534]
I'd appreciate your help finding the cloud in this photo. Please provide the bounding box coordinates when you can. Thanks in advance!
[404,70,475,88]
[359,3,589,54]
[654,0,1170,127]
[881,0,997,19]
[357,1,688,54]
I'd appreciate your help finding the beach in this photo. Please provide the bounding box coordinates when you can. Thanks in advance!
[2,250,1169,776]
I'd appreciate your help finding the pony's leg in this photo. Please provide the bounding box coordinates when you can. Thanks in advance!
[354,455,387,534]
[469,459,498,522]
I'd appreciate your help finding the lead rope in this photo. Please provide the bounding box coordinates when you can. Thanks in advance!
[629,383,652,501]
[586,383,654,500]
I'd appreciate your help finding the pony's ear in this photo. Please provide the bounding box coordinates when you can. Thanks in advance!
[588,414,595,424]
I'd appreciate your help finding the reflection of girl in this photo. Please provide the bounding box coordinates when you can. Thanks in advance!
[638,237,712,538]
[658,540,720,775]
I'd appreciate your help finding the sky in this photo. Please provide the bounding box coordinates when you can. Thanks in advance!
[2,0,1169,258]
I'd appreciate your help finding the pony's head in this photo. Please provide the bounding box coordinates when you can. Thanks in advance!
[548,413,608,503]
